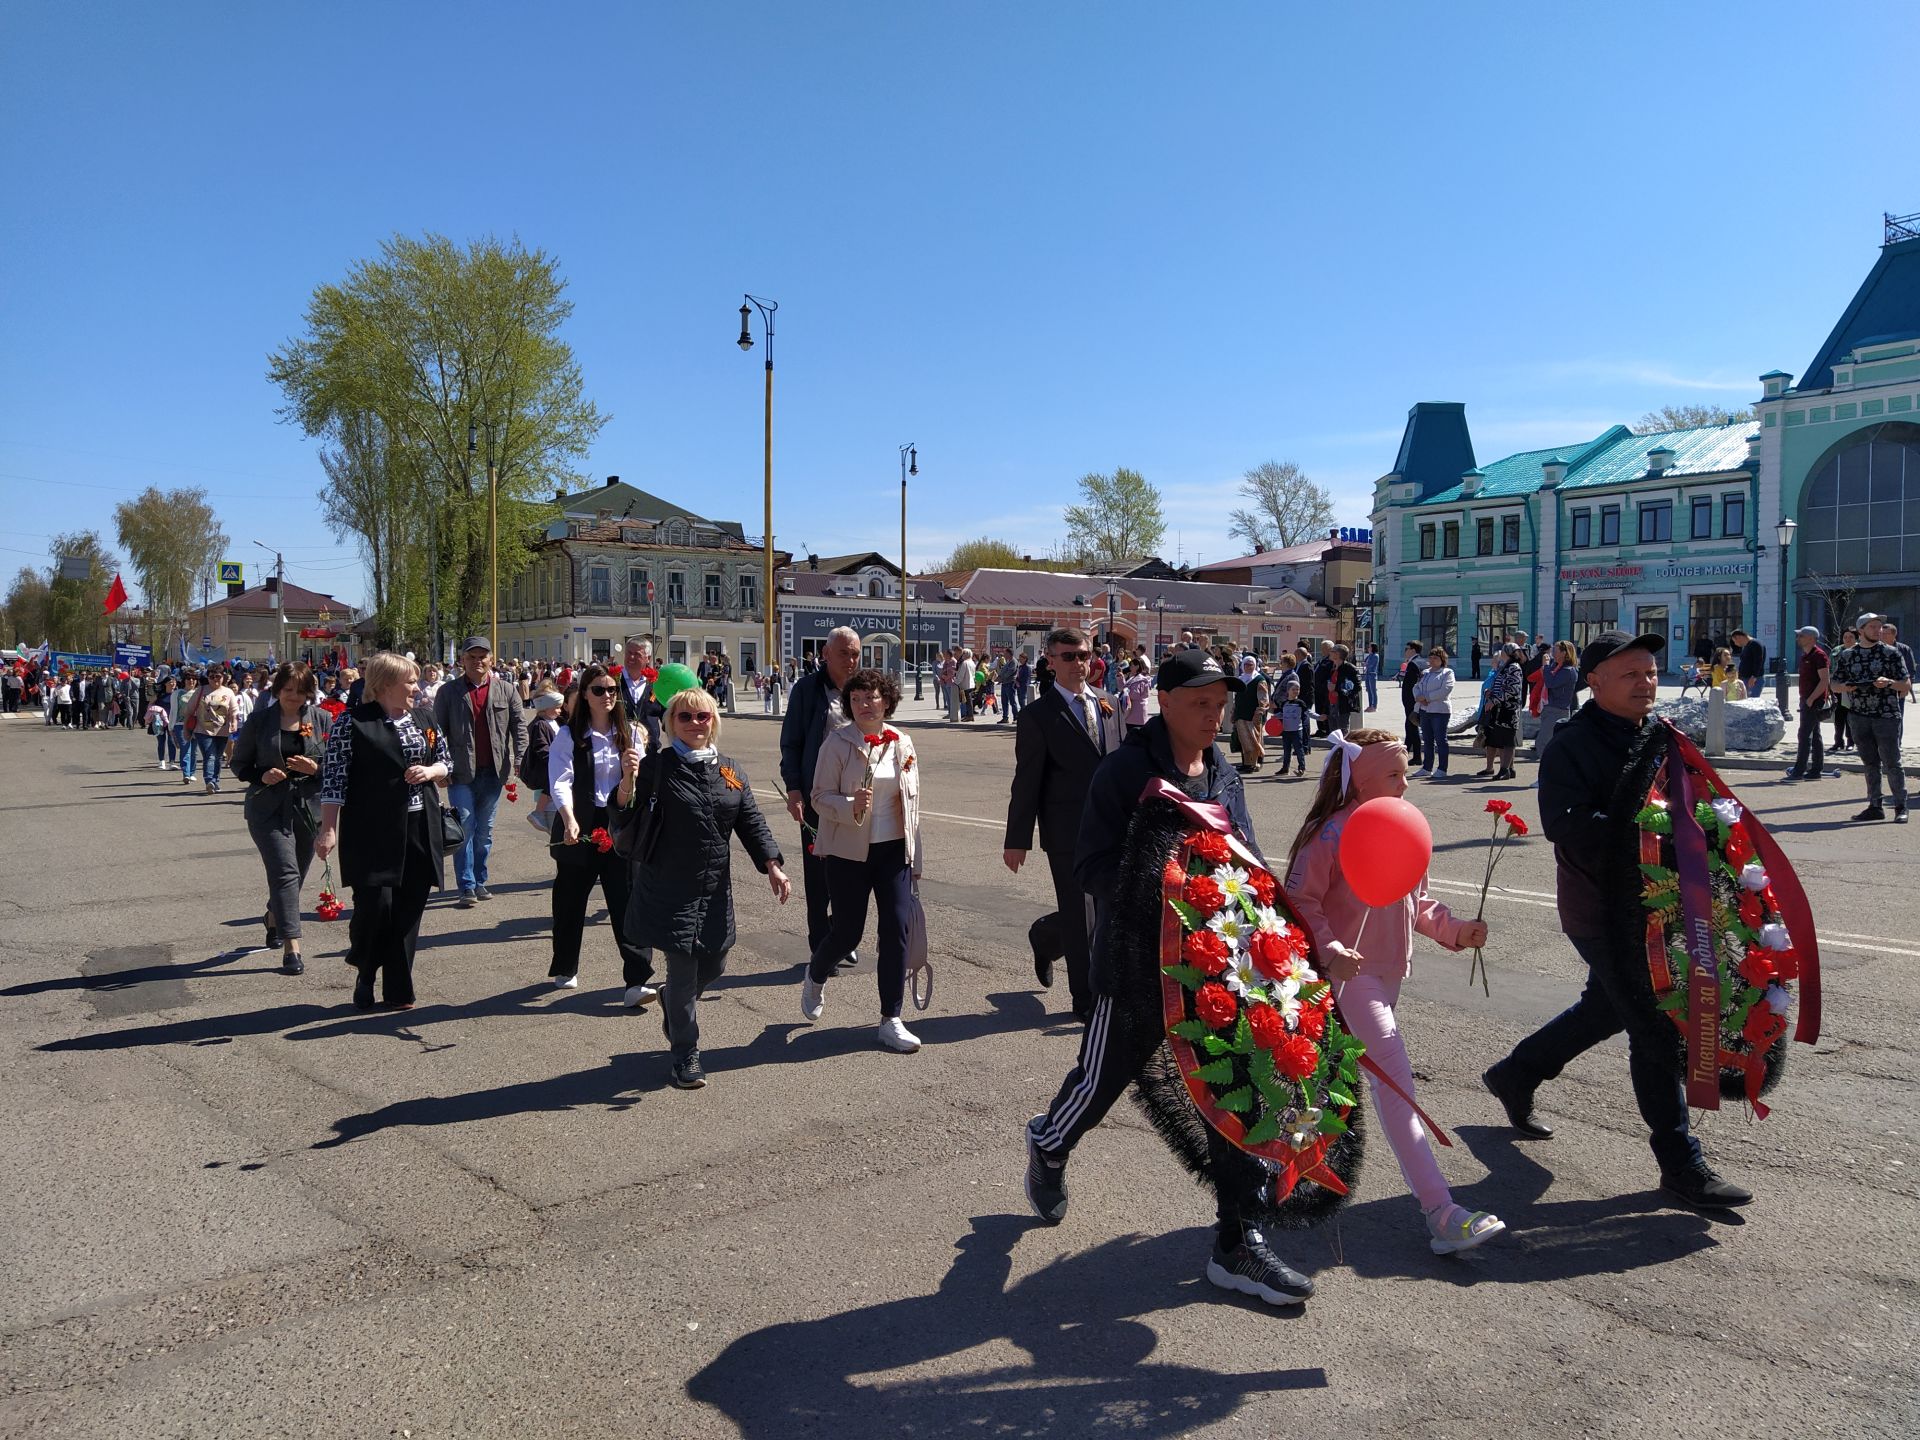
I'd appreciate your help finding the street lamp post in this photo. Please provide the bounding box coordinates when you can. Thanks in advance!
[1775,516,1798,717]
[738,295,780,712]
[899,443,916,686]
[1567,578,1581,649]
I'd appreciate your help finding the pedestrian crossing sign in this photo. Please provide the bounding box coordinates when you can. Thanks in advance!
[218,561,243,585]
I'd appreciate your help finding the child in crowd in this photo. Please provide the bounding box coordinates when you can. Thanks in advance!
[523,685,564,832]
[1283,727,1505,1255]
[1276,679,1309,775]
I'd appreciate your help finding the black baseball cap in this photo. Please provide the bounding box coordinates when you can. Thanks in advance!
[1155,649,1244,693]
[1577,628,1665,682]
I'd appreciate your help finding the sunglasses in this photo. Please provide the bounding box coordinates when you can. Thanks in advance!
[587,684,619,697]
[1053,650,1092,663]
[674,710,712,723]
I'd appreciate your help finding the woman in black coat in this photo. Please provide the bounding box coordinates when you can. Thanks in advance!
[229,661,332,973]
[621,686,789,1090]
[313,652,451,1010]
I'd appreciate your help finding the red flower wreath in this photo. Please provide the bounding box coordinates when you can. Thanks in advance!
[1273,1033,1321,1082]
[1181,874,1225,915]
[1296,1005,1328,1042]
[1194,981,1238,1029]
[1188,830,1232,867]
[1246,1003,1287,1050]
[1182,929,1231,976]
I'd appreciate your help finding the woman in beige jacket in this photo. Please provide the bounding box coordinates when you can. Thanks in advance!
[798,668,926,1051]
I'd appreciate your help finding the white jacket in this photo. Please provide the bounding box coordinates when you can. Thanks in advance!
[1412,665,1456,714]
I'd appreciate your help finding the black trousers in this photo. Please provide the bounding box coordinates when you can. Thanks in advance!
[1402,701,1423,766]
[1043,845,1093,1018]
[808,838,912,1018]
[347,811,435,1005]
[1030,994,1240,1226]
[550,842,653,984]
[799,800,848,960]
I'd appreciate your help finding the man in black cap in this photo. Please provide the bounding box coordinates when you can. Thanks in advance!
[1023,649,1315,1308]
[1830,612,1910,823]
[1482,629,1751,1208]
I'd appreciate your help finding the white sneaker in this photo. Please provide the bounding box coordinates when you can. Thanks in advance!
[799,973,825,1021]
[624,984,658,1008]
[877,1016,921,1053]
[552,973,579,989]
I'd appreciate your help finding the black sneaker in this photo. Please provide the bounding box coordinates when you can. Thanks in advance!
[671,1052,707,1090]
[1853,806,1887,822]
[1024,1118,1068,1225]
[282,954,304,976]
[474,885,494,901]
[1206,1227,1313,1306]
[1896,809,1910,825]
[458,890,479,908]
[1482,1062,1554,1138]
[1781,769,1803,782]
[1660,1164,1753,1208]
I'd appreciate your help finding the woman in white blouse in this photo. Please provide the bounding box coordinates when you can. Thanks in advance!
[799,668,926,1052]
[546,661,656,1001]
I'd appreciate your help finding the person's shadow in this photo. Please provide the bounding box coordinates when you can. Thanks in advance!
[686,1215,1326,1437]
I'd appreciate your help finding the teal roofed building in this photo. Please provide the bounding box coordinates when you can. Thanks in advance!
[1754,213,1920,642]
[1371,405,1763,672]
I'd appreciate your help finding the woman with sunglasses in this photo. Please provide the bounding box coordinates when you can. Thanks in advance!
[547,663,657,1001]
[622,685,790,1089]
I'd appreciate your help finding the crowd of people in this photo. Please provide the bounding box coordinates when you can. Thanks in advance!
[10,605,1897,1312]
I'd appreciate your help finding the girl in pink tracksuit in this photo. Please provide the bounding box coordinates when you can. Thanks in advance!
[1284,726,1506,1255]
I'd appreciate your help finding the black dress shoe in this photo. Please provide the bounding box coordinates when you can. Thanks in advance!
[1030,917,1056,989]
[1660,1164,1753,1208]
[264,916,279,949]
[1897,809,1910,824]
[1482,1063,1554,1138]
[1853,806,1887,822]
[351,978,375,1010]
[282,954,304,976]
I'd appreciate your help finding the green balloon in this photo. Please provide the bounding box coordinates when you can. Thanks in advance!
[651,662,699,705]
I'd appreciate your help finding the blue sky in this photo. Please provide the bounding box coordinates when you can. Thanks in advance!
[4,1,1915,612]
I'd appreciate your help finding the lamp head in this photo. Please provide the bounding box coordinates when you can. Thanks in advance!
[1776,516,1798,548]
[908,446,918,476]
[737,302,754,352]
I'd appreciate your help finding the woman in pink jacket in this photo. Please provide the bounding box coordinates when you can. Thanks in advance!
[798,668,925,1053]
[1283,726,1505,1255]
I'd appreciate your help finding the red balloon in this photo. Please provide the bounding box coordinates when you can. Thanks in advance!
[1338,797,1433,908]
[1264,715,1283,738]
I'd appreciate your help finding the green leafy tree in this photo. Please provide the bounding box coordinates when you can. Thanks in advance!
[42,531,118,652]
[318,411,427,644]
[1228,460,1333,552]
[113,486,228,655]
[1632,403,1754,434]
[4,566,51,645]
[932,537,1076,573]
[268,232,605,646]
[1062,467,1166,567]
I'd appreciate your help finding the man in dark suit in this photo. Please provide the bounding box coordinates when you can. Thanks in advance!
[780,626,863,967]
[1004,627,1126,1022]
[621,636,663,753]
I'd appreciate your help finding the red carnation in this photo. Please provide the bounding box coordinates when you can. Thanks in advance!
[1194,982,1238,1029]
[1737,892,1764,930]
[589,826,614,853]
[1248,929,1295,982]
[1247,868,1277,906]
[1742,1005,1778,1046]
[1484,799,1512,815]
[1771,946,1799,982]
[1297,1004,1327,1042]
[1182,875,1226,915]
[1503,813,1529,836]
[1724,825,1755,866]
[1189,830,1231,866]
[1274,1033,1320,1082]
[1182,929,1231,976]
[1246,1003,1286,1050]
[1737,949,1773,986]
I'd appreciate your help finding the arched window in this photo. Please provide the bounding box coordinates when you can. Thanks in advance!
[1797,422,1920,580]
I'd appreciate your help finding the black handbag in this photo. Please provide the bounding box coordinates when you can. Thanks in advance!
[615,753,670,863]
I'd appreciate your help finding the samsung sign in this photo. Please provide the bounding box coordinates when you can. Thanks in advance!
[1335,527,1372,544]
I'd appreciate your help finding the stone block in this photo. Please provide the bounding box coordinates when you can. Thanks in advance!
[1653,694,1786,751]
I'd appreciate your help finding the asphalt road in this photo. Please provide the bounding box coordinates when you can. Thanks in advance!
[1,699,1914,1439]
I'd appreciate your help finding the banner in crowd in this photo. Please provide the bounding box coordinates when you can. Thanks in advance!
[49,650,116,669]
[114,643,153,670]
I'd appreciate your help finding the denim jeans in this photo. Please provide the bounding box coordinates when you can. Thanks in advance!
[1278,730,1307,770]
[1792,705,1826,777]
[196,733,224,787]
[1417,712,1450,772]
[1504,934,1701,1175]
[1364,675,1378,708]
[448,768,506,893]
[1855,714,1907,809]
[176,725,196,779]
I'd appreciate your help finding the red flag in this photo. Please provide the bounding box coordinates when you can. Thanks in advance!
[103,574,129,614]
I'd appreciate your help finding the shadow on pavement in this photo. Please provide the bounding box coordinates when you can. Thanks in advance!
[686,1215,1326,1437]
[313,1051,655,1147]
[1307,1124,1729,1286]
[3,949,279,998]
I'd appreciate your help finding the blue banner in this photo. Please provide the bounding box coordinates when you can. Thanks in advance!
[114,643,153,670]
[49,650,115,669]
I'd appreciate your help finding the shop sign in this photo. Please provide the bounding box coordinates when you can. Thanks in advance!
[1559,564,1642,582]
[1649,560,1756,581]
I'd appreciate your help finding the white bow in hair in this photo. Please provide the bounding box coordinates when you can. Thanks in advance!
[1321,728,1362,798]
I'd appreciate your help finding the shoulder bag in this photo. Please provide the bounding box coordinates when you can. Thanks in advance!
[905,879,933,1011]
[615,750,671,863]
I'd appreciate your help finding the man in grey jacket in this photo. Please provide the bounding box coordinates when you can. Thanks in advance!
[779,626,860,964]
[432,637,529,906]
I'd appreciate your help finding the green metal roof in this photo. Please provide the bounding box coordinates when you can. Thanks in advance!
[1412,421,1754,506]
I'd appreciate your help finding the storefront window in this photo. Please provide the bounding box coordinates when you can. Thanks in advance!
[1687,594,1742,662]
[1571,598,1618,651]
[1476,602,1519,652]
[1418,605,1458,656]
[1796,422,1920,582]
